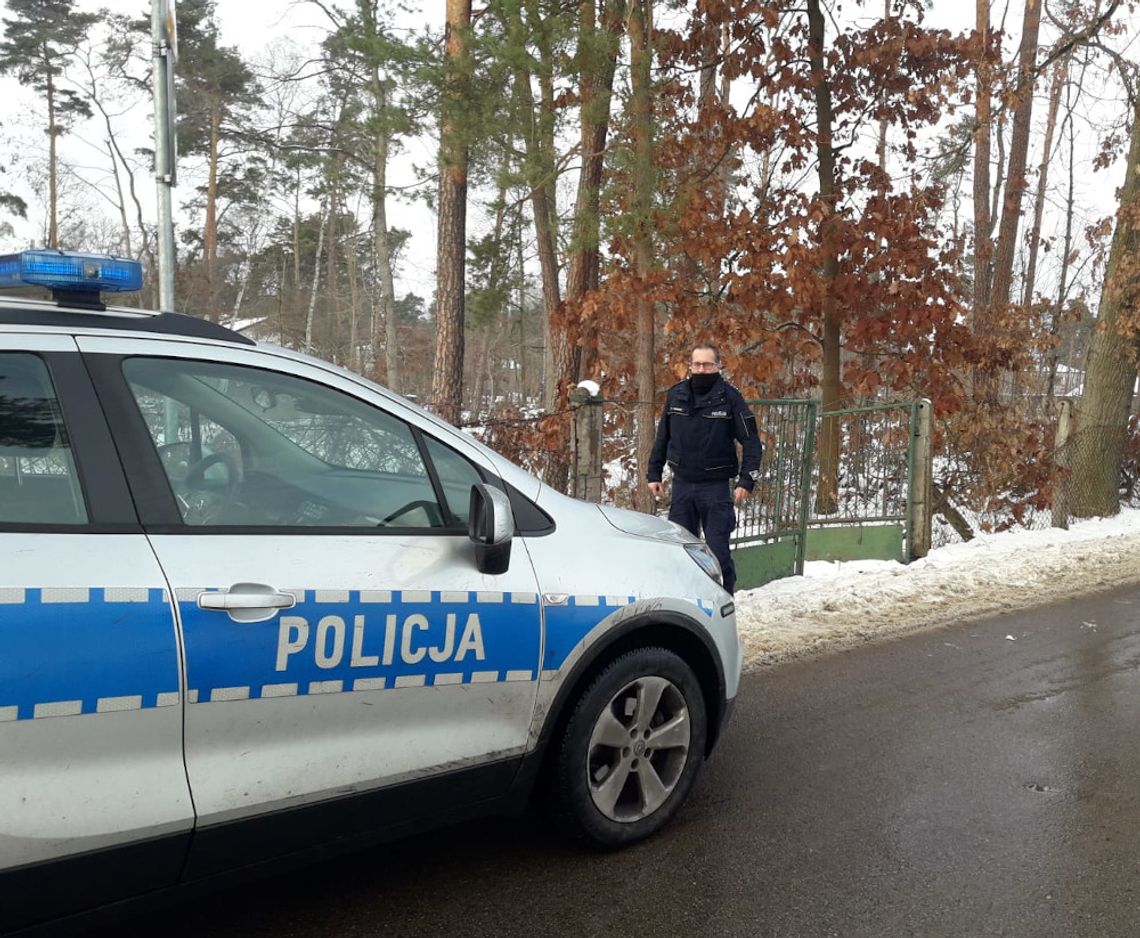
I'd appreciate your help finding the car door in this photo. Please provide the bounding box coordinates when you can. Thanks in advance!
[80,336,543,876]
[0,336,192,932]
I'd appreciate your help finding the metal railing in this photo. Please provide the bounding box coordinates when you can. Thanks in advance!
[729,399,930,583]
[807,401,924,558]
[732,400,817,566]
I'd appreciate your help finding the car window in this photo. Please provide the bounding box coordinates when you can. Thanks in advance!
[122,357,448,530]
[0,353,87,525]
[422,435,482,526]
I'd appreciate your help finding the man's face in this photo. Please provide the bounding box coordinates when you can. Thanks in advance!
[690,349,720,373]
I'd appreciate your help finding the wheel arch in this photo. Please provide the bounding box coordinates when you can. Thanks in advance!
[519,610,728,805]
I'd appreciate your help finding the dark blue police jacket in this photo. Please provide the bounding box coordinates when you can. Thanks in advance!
[646,376,764,490]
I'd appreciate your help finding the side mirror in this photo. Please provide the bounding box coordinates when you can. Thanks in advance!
[468,483,514,575]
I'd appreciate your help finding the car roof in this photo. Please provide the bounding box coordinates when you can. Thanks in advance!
[0,295,254,346]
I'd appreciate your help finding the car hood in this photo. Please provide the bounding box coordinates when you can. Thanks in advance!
[595,504,698,545]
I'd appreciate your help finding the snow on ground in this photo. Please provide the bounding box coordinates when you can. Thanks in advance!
[735,507,1140,669]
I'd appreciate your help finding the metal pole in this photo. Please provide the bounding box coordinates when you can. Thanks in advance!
[152,0,176,310]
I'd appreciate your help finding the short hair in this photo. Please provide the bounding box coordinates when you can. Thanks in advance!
[692,343,720,363]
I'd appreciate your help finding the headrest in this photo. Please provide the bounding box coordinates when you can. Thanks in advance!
[0,369,58,450]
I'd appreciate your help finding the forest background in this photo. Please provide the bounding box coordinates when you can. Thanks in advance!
[0,0,1138,531]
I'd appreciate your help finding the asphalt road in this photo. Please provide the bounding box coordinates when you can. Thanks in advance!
[115,582,1140,938]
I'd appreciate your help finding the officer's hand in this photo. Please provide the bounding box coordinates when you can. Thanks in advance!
[648,481,664,498]
[733,486,749,504]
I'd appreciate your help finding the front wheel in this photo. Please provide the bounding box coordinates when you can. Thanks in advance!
[549,647,707,848]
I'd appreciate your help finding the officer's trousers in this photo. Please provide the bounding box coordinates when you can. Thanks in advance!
[669,478,737,594]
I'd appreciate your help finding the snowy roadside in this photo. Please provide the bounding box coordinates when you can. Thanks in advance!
[734,507,1140,669]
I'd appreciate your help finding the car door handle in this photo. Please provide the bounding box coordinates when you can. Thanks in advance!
[197,583,296,622]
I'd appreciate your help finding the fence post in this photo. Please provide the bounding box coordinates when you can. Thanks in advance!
[795,401,817,575]
[909,398,933,560]
[569,384,604,502]
[1053,398,1072,530]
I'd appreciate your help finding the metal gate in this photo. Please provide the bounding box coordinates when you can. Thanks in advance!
[732,400,931,590]
[731,400,818,588]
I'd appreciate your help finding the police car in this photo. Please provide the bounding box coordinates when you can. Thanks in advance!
[0,250,741,933]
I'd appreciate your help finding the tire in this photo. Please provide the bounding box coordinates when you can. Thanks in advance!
[549,646,708,848]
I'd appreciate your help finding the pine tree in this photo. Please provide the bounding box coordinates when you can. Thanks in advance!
[173,0,258,318]
[0,0,97,247]
[431,0,473,425]
[323,0,423,391]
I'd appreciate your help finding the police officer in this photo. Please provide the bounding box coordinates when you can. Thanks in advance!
[646,344,763,594]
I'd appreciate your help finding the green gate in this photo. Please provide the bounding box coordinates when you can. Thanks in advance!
[732,400,928,590]
[731,400,817,588]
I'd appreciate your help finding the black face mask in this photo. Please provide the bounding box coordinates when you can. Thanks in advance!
[690,372,719,394]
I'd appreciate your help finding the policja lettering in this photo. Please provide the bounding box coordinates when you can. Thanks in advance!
[275,610,486,671]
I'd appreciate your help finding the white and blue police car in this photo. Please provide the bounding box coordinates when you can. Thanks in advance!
[0,250,741,933]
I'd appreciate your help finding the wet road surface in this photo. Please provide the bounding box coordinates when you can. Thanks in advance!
[114,582,1140,937]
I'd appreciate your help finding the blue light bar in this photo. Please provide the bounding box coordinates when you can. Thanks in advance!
[0,250,143,294]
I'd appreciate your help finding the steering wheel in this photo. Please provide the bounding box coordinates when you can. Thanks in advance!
[380,499,444,527]
[183,451,243,495]
[156,441,193,481]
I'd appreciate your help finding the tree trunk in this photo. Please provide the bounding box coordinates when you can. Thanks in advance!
[276,253,287,343]
[629,0,655,515]
[358,0,402,391]
[697,1,718,107]
[989,0,1042,313]
[686,13,730,300]
[231,263,248,319]
[516,221,527,404]
[372,90,401,393]
[204,100,222,320]
[877,0,890,174]
[80,42,140,260]
[1048,79,1079,400]
[808,0,841,515]
[431,0,472,426]
[1023,59,1066,308]
[509,7,560,402]
[325,156,343,360]
[1068,93,1140,518]
[471,327,491,418]
[104,138,133,256]
[46,68,58,248]
[305,202,328,353]
[933,482,975,542]
[972,0,992,328]
[117,126,150,266]
[717,23,732,200]
[990,117,1006,237]
[345,214,362,372]
[469,180,510,415]
[551,0,626,410]
[292,167,303,292]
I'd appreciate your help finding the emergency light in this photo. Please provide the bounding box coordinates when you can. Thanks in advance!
[0,249,143,294]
